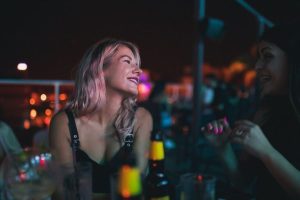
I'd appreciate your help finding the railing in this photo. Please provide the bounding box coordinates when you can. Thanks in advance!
[0,79,74,113]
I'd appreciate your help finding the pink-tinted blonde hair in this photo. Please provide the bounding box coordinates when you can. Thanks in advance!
[67,38,141,142]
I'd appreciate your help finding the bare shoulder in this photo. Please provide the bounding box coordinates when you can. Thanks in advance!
[49,110,74,166]
[134,107,153,132]
[135,107,152,123]
[51,110,68,124]
[49,110,69,139]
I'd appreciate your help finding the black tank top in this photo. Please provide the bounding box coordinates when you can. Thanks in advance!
[65,109,134,193]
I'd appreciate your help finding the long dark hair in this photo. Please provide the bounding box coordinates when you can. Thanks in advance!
[260,22,300,124]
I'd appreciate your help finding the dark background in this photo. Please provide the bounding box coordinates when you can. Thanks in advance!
[1,0,300,82]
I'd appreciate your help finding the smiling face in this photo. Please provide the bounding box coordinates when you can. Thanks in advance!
[103,45,142,98]
[255,41,289,98]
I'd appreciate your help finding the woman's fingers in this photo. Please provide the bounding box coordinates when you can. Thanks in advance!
[230,121,255,141]
[231,126,247,138]
[234,120,254,128]
[230,134,244,144]
[201,117,230,135]
[211,120,220,134]
[201,122,213,133]
[219,117,230,131]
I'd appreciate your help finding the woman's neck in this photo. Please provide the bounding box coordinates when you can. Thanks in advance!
[254,95,291,125]
[85,95,123,126]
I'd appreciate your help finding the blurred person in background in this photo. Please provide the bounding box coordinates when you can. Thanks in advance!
[49,38,152,199]
[202,21,300,199]
[0,107,22,199]
[33,122,49,151]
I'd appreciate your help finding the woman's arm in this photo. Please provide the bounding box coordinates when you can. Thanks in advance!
[202,119,254,190]
[217,143,244,184]
[232,120,300,199]
[133,107,153,174]
[260,146,300,199]
[49,111,73,166]
[49,111,74,199]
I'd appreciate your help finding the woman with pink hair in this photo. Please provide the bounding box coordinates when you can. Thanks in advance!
[49,39,153,199]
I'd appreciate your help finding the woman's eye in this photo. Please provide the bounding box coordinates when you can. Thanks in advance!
[263,53,273,60]
[124,60,130,64]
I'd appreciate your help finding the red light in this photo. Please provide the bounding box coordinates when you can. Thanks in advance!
[122,189,130,198]
[197,175,203,182]
[39,155,46,167]
[19,171,27,181]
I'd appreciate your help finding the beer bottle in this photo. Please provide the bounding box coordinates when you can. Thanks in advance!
[117,153,143,200]
[144,131,171,200]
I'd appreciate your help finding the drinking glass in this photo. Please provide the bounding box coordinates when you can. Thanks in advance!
[178,173,216,200]
[3,148,57,200]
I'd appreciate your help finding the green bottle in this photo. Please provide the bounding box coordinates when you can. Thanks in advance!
[144,131,171,200]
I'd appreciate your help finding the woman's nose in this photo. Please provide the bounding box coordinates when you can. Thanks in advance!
[133,66,142,75]
[254,60,263,70]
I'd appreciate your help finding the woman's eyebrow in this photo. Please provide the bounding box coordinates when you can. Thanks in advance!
[119,55,132,60]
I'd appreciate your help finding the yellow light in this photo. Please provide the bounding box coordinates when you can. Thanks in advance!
[24,119,30,129]
[59,93,67,101]
[29,98,36,105]
[45,108,52,116]
[30,109,37,119]
[40,94,47,101]
[17,63,27,71]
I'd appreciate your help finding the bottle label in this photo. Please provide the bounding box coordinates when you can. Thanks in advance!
[149,141,164,160]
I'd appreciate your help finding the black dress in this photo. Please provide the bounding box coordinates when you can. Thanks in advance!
[65,109,134,194]
[245,96,300,199]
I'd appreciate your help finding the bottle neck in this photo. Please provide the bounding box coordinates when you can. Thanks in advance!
[149,159,165,173]
[149,140,165,174]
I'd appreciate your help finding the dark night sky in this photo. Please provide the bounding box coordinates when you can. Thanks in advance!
[1,0,300,82]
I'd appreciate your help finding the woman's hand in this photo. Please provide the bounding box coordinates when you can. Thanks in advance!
[230,120,274,159]
[201,117,231,149]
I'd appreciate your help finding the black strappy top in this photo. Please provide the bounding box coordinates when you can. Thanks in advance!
[65,109,134,193]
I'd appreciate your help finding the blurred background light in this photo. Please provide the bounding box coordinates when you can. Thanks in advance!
[17,63,28,71]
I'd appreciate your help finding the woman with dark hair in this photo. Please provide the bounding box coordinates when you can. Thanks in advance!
[49,39,153,199]
[202,22,300,199]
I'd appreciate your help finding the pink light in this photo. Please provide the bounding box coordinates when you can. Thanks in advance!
[39,155,46,168]
[197,175,203,182]
[138,83,150,94]
[138,83,152,102]
[19,171,27,181]
[139,70,150,82]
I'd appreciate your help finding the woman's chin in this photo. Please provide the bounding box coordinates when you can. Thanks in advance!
[123,90,138,98]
